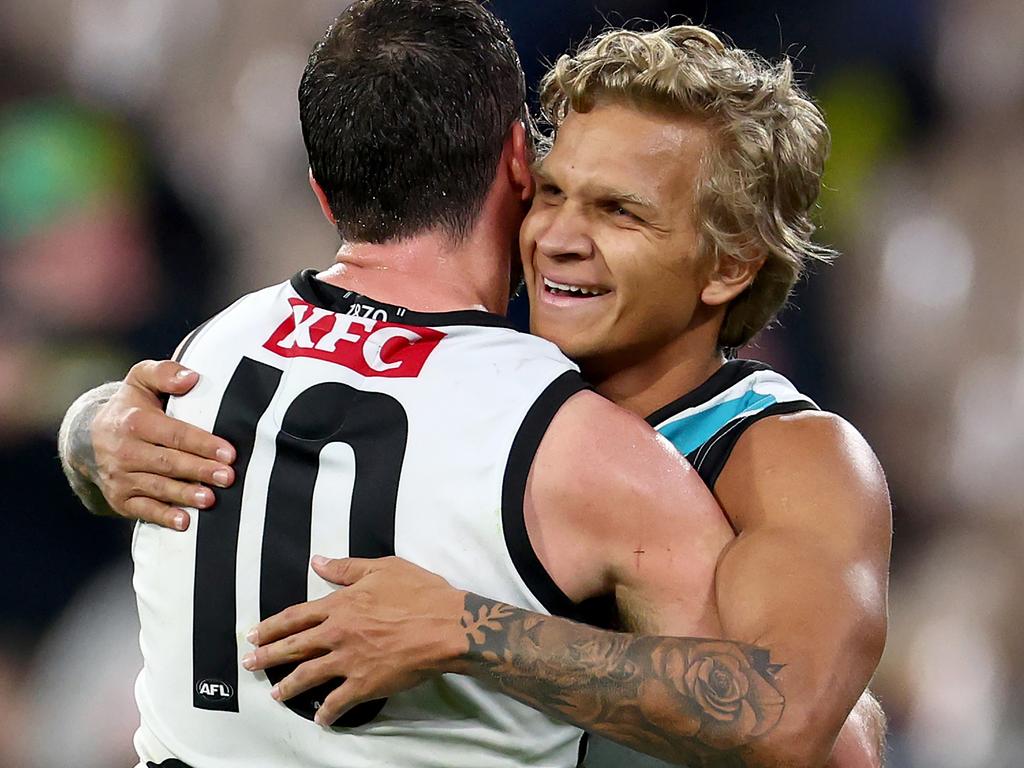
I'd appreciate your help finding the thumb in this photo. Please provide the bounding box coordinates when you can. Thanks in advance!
[126,359,199,398]
[311,556,382,586]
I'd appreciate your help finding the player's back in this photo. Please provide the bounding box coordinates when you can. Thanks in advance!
[132,270,588,768]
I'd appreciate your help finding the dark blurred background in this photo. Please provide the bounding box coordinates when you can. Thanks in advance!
[1,1,1021,765]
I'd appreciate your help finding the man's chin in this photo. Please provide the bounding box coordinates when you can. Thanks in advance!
[530,316,570,346]
[530,320,599,364]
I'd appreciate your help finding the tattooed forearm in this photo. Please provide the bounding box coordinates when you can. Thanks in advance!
[57,382,121,516]
[459,594,785,767]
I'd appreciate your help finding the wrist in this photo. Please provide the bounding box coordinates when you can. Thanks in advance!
[58,381,121,514]
[440,589,473,675]
[58,383,118,477]
[448,591,530,678]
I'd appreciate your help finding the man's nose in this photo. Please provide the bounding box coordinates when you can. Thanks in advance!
[535,205,594,263]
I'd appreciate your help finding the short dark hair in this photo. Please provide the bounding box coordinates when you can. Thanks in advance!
[298,0,526,244]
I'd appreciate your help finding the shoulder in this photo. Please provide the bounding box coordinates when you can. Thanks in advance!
[729,410,886,488]
[525,391,729,598]
[524,393,733,606]
[536,390,698,500]
[175,281,287,355]
[717,409,891,538]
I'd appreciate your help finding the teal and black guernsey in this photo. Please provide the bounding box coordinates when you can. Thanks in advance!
[645,359,819,491]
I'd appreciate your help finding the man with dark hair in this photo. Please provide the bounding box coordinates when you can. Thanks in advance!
[59,6,891,768]
[59,2,736,766]
[297,0,527,244]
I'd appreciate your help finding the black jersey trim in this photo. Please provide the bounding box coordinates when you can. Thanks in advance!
[164,320,210,412]
[171,294,250,365]
[644,359,772,428]
[686,399,818,491]
[148,760,193,768]
[577,732,591,766]
[502,370,589,619]
[171,319,211,363]
[291,269,519,330]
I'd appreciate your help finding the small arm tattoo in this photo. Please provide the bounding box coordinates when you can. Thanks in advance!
[459,594,784,767]
[57,382,121,516]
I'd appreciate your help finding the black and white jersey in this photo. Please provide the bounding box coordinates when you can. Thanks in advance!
[132,270,588,768]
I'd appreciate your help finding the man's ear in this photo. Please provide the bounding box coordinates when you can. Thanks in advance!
[309,169,336,225]
[701,250,766,307]
[507,119,535,202]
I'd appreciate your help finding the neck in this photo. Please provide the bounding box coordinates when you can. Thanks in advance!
[318,221,513,316]
[584,316,727,419]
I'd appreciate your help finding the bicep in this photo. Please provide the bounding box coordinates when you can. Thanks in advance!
[713,413,891,735]
[708,521,888,759]
[715,525,887,661]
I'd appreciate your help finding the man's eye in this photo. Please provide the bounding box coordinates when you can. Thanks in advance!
[606,204,643,223]
[539,184,563,197]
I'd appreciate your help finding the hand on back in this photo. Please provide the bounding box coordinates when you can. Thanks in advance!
[90,359,236,530]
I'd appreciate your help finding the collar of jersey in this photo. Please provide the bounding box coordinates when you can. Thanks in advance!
[291,269,520,330]
[644,359,773,427]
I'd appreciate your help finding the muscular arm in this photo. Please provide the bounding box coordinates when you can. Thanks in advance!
[453,407,891,767]
[58,382,122,517]
[709,412,890,764]
[452,391,779,766]
[458,596,783,767]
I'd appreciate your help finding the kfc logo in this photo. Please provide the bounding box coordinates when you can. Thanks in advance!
[264,299,444,377]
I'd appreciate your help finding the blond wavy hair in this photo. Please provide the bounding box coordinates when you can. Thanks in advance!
[539,25,834,348]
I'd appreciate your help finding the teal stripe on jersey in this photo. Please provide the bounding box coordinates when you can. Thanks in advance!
[656,390,777,455]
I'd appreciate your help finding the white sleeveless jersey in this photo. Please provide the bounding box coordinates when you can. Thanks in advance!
[131,270,589,768]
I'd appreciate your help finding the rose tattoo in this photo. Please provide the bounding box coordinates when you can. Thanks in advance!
[461,592,787,765]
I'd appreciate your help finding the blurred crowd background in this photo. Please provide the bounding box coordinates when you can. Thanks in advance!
[1,0,1021,766]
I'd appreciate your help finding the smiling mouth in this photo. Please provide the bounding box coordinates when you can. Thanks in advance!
[542,277,611,298]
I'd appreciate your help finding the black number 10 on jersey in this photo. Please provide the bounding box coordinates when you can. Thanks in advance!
[192,357,408,727]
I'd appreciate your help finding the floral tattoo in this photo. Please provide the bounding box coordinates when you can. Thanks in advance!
[460,594,784,767]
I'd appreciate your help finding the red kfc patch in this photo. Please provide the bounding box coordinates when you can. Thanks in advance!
[264,299,445,378]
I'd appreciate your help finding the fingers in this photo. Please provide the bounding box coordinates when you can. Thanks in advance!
[265,653,341,704]
[100,441,232,520]
[314,679,375,727]
[124,472,215,510]
[122,496,191,531]
[118,405,235,465]
[129,441,235,488]
[243,628,325,673]
[125,359,199,398]
[87,358,238,526]
[311,556,385,586]
[249,601,327,646]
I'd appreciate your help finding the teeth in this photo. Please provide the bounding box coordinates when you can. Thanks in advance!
[543,277,608,297]
[544,278,576,292]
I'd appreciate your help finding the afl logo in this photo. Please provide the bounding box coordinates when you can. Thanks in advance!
[196,679,234,701]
